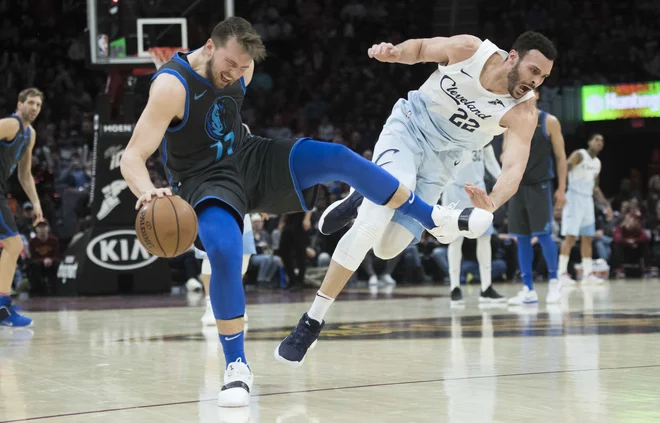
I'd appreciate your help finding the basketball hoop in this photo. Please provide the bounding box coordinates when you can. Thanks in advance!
[148,47,189,70]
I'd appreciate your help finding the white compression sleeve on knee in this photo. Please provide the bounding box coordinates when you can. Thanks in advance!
[477,235,492,292]
[332,202,393,271]
[202,256,212,275]
[448,237,464,290]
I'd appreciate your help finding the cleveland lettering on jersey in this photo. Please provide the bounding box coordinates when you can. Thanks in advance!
[440,75,492,119]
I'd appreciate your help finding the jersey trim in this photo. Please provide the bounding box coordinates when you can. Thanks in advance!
[539,110,549,140]
[239,77,246,94]
[152,69,190,133]
[0,115,23,146]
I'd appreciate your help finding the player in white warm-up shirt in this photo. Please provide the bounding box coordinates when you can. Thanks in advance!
[276,31,558,368]
[442,145,506,305]
[558,134,612,284]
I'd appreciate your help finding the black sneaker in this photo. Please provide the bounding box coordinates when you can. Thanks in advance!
[318,190,364,235]
[274,313,324,368]
[450,287,464,305]
[479,285,506,303]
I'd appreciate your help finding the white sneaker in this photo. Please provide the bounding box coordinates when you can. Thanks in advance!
[583,273,605,284]
[380,274,396,285]
[546,279,562,304]
[559,273,576,286]
[201,298,215,326]
[507,286,539,305]
[368,275,379,286]
[186,277,203,292]
[428,204,493,243]
[218,359,253,407]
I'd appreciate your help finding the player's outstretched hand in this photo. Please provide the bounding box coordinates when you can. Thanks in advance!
[368,42,401,63]
[136,187,173,210]
[465,183,495,212]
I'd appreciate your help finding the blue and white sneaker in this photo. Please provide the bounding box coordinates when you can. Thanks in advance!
[318,189,364,235]
[507,286,539,305]
[274,313,323,368]
[0,304,33,327]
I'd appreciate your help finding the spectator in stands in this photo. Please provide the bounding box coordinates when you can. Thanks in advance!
[248,214,281,288]
[277,211,313,291]
[611,210,652,278]
[27,220,60,295]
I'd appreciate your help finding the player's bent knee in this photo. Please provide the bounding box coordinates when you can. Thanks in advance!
[373,223,414,260]
[333,217,389,271]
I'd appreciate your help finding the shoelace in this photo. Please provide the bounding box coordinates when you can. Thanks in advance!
[286,321,315,352]
[435,201,459,230]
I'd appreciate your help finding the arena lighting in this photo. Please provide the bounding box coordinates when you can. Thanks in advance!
[582,81,660,121]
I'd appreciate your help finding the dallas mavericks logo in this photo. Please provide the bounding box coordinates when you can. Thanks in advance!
[205,96,237,160]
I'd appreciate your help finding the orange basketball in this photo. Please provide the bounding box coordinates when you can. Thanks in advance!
[135,196,198,258]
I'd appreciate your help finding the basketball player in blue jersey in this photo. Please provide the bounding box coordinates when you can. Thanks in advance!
[276,32,557,367]
[506,91,568,305]
[558,134,611,284]
[120,17,488,407]
[0,88,44,328]
[198,214,255,326]
[443,144,506,306]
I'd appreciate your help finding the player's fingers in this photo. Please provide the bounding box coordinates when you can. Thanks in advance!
[155,190,165,198]
[164,188,173,196]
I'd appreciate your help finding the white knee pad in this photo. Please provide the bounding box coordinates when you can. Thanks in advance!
[373,221,415,260]
[332,201,394,271]
[202,256,212,275]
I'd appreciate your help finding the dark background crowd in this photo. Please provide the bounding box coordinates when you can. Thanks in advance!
[0,0,658,295]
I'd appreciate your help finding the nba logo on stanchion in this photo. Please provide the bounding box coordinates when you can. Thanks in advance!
[97,34,109,57]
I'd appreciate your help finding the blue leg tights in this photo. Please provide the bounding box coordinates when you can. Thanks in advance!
[197,203,246,367]
[516,235,534,291]
[290,140,436,229]
[536,233,558,280]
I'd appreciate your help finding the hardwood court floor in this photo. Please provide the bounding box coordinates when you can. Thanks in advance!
[2,279,660,422]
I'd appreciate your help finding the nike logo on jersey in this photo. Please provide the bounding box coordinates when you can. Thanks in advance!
[454,160,461,166]
[460,68,472,78]
[408,192,415,204]
[194,90,207,100]
[488,99,505,108]
[224,333,242,341]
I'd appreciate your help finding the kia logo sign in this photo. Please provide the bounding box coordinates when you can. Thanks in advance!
[86,229,158,270]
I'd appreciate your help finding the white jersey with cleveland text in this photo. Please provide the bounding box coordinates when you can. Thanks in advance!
[408,39,535,152]
[568,149,601,196]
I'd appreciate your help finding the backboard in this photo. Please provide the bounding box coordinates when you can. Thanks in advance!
[86,0,229,68]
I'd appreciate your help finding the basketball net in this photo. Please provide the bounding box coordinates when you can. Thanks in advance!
[148,47,189,70]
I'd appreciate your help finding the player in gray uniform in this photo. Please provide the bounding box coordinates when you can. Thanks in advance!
[276,31,557,367]
[443,144,506,306]
[0,88,44,328]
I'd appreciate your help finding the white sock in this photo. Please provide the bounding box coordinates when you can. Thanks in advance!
[558,255,569,276]
[582,258,593,277]
[476,235,492,292]
[308,291,334,323]
[448,237,464,290]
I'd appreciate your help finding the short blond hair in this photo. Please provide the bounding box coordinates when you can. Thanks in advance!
[18,87,44,103]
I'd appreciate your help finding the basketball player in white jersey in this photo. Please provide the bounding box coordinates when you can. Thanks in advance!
[275,31,557,367]
[558,134,612,284]
[443,144,506,305]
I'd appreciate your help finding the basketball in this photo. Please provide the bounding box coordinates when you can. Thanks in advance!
[135,196,198,258]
